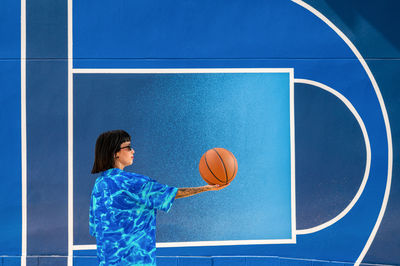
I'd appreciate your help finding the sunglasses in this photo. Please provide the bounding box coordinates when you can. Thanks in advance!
[118,145,133,151]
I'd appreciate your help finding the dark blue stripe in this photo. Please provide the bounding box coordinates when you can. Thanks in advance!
[26,0,68,259]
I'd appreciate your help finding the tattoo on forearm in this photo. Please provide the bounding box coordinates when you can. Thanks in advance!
[175,187,209,199]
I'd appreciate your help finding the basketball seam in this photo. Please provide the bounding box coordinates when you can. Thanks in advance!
[213,148,228,184]
[204,151,225,184]
[228,149,237,180]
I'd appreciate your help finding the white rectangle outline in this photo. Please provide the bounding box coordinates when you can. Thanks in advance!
[68,68,296,253]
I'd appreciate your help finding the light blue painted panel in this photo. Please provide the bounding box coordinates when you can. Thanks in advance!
[74,72,293,244]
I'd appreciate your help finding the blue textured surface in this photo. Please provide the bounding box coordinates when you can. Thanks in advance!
[26,0,68,257]
[26,0,67,59]
[213,257,246,266]
[72,256,364,266]
[177,257,212,266]
[312,261,352,266]
[0,0,21,256]
[157,257,178,266]
[246,257,280,266]
[0,61,21,256]
[26,59,68,256]
[2,257,21,266]
[3,256,378,266]
[294,82,366,229]
[0,0,398,264]
[362,59,400,265]
[301,1,400,264]
[71,0,391,263]
[26,257,38,266]
[73,257,98,266]
[74,72,293,244]
[38,257,67,266]
[73,250,97,257]
[280,258,313,266]
[0,0,20,58]
[73,0,354,67]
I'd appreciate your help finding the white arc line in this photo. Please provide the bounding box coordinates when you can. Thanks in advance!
[292,1,393,265]
[294,79,371,235]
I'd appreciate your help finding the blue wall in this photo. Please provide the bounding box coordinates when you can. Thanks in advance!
[26,0,68,257]
[304,1,400,264]
[0,0,21,260]
[0,0,399,265]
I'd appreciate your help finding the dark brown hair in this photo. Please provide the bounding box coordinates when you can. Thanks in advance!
[91,130,131,173]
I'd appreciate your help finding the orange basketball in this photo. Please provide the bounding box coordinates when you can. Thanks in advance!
[199,148,238,185]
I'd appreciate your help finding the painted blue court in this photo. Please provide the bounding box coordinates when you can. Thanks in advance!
[1,0,399,265]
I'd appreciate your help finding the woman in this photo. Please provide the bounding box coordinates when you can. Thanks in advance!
[89,130,228,265]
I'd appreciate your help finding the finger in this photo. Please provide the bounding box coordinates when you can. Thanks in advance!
[215,183,230,189]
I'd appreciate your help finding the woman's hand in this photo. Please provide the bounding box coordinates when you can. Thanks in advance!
[204,183,230,191]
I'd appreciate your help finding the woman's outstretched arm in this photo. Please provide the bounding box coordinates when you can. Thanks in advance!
[175,184,230,199]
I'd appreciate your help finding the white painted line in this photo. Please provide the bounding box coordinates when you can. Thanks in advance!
[68,0,73,265]
[73,238,295,250]
[72,68,294,74]
[156,239,296,248]
[73,245,97,250]
[290,69,297,242]
[292,1,393,265]
[21,0,27,265]
[294,79,371,235]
